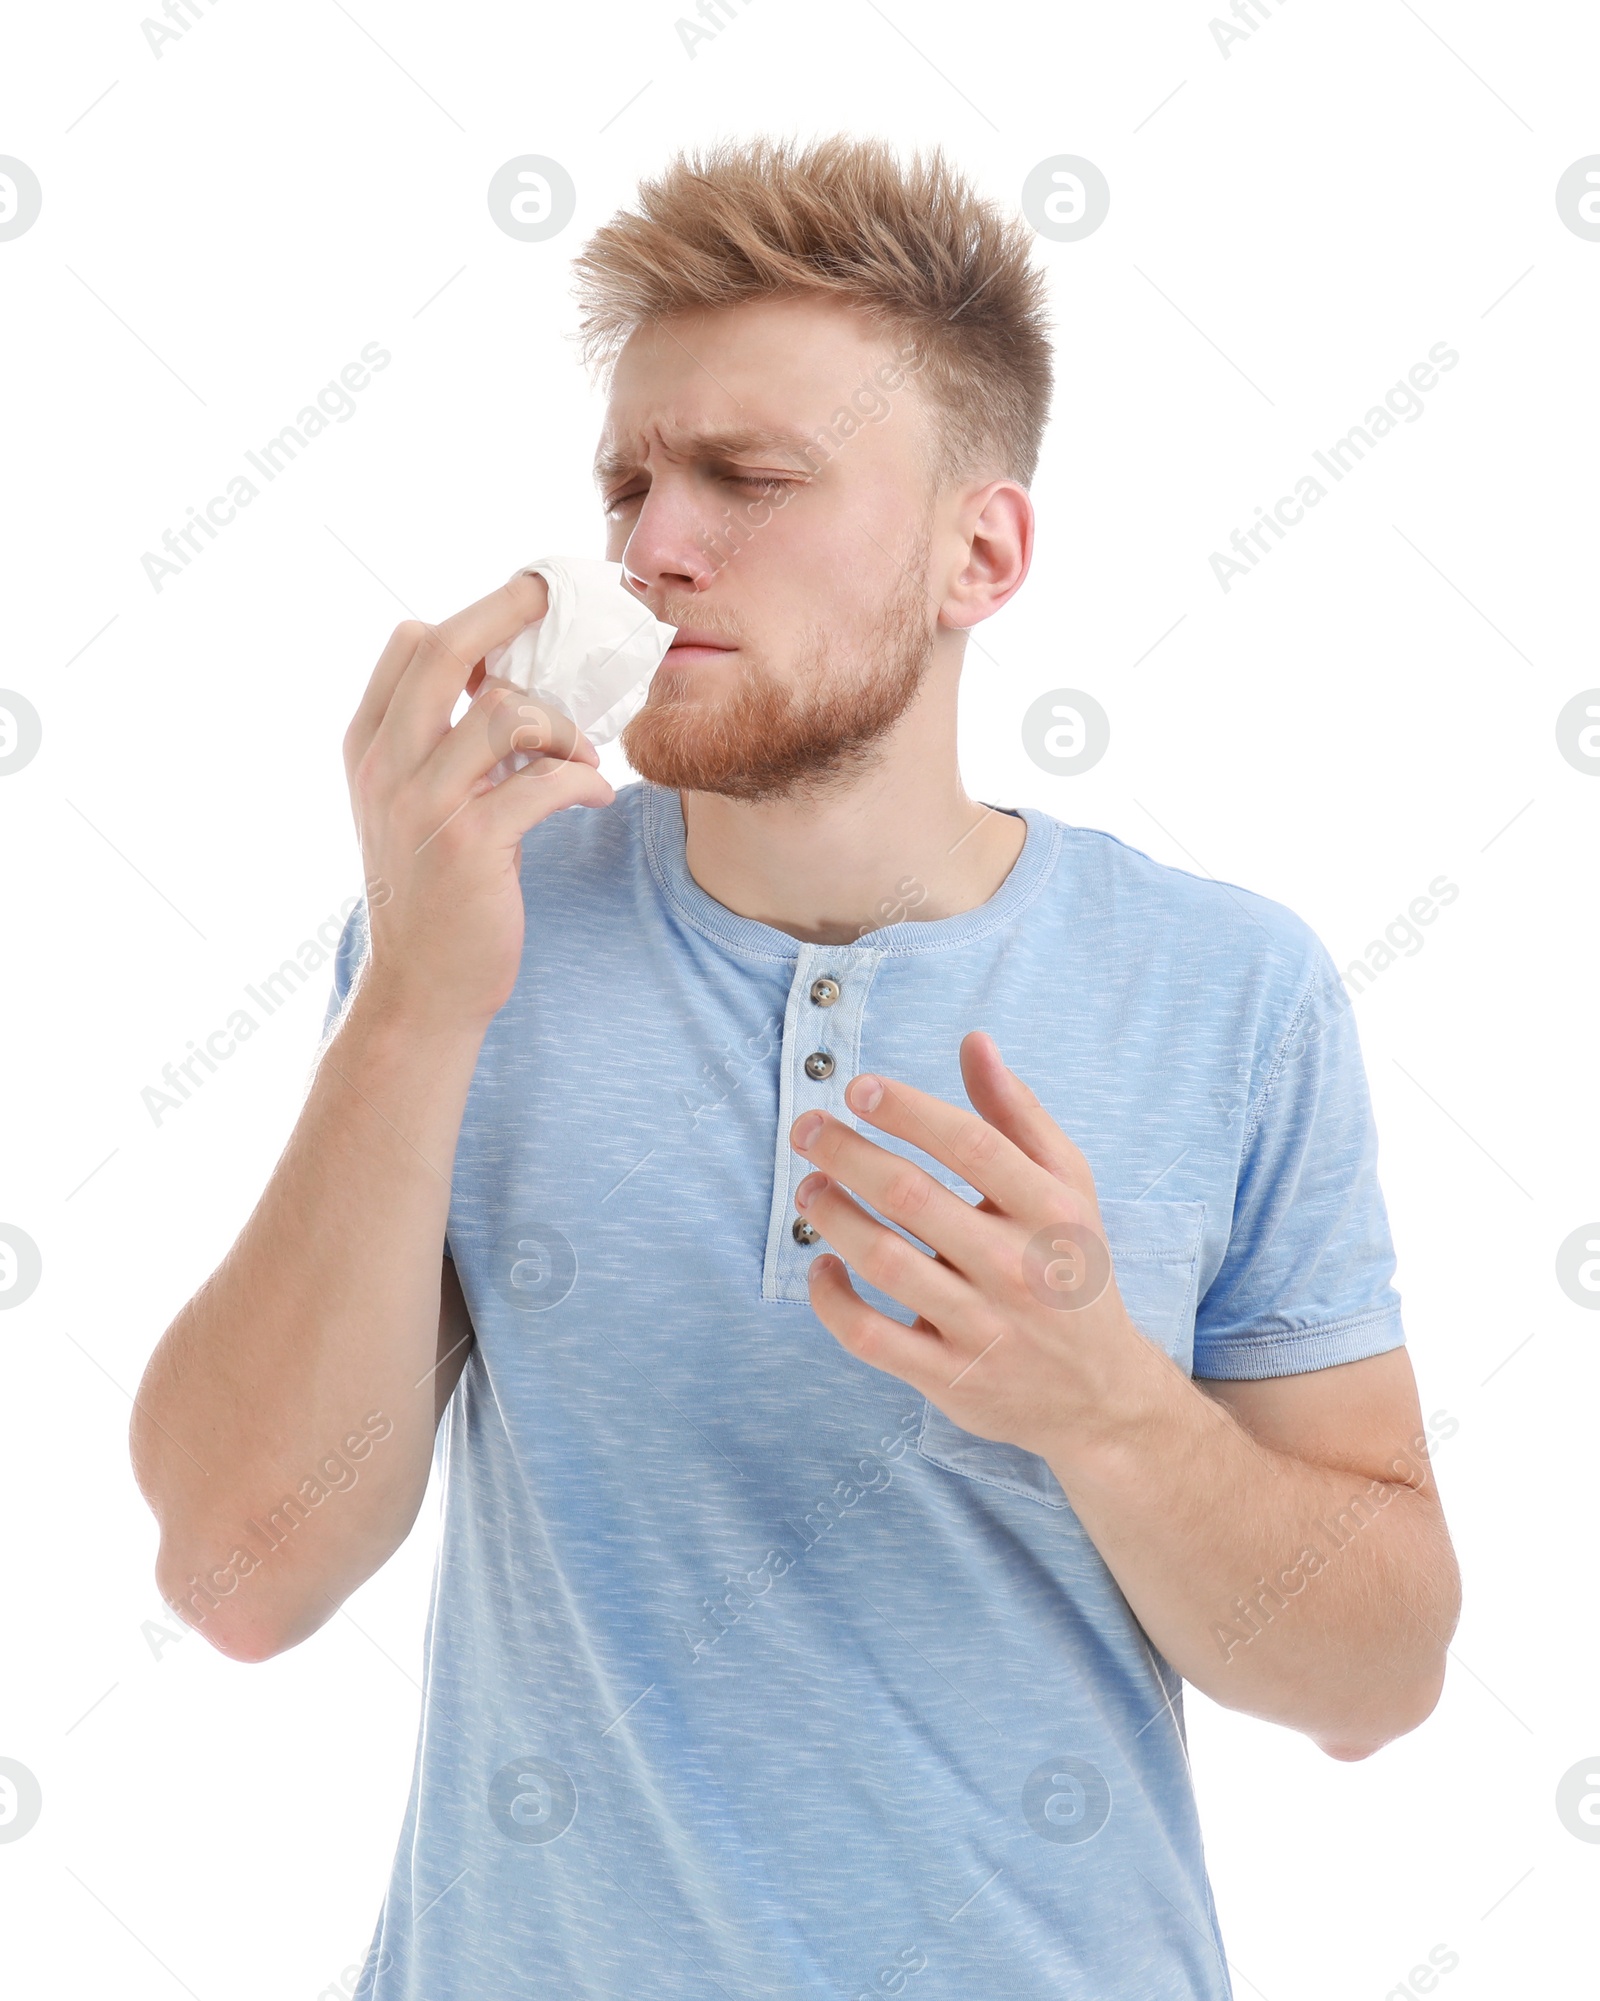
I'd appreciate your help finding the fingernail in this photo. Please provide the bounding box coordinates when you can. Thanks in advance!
[850,1075,883,1113]
[792,1111,824,1150]
[795,1172,826,1208]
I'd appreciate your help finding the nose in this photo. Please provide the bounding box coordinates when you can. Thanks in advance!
[612,472,724,601]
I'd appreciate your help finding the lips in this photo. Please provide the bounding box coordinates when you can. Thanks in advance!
[662,629,738,665]
[664,628,736,653]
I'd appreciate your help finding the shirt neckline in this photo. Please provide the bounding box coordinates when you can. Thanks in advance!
[640,780,1062,963]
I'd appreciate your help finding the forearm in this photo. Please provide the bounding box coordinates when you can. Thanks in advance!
[1041,1335,1461,1757]
[130,986,485,1658]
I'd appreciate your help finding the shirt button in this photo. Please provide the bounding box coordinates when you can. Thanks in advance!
[803,1051,836,1081]
[792,1215,820,1245]
[809,977,841,1007]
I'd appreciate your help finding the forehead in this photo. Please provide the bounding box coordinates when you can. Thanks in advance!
[594,296,923,474]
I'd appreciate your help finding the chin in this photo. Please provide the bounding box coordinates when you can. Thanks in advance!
[622,626,928,803]
[623,728,885,805]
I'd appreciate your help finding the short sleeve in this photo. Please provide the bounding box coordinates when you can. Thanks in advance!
[1193,933,1405,1380]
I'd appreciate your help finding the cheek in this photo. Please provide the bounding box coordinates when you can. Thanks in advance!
[756,528,876,647]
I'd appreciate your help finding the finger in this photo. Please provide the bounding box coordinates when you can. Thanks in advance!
[357,570,552,780]
[344,618,435,778]
[807,1253,947,1390]
[472,750,615,844]
[790,1110,997,1278]
[840,1067,1078,1225]
[795,1172,978,1328]
[414,678,596,823]
[345,570,544,773]
[957,1031,1091,1187]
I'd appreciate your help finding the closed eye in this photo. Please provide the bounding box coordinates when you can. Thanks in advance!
[604,471,801,513]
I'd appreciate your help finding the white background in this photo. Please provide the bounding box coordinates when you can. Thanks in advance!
[2,2,1597,1996]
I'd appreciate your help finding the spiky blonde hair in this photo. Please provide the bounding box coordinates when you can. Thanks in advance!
[570,133,1054,489]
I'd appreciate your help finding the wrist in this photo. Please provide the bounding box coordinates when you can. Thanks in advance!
[1036,1312,1190,1490]
[344,973,497,1054]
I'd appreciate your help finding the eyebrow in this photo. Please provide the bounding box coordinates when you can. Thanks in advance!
[592,425,820,489]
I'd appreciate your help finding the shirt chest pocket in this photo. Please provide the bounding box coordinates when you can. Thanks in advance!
[913,1197,1207,1510]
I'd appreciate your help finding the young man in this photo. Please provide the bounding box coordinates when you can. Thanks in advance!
[132,136,1461,1999]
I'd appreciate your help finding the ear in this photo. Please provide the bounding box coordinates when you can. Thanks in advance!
[939,481,1034,632]
[959,1030,1085,1186]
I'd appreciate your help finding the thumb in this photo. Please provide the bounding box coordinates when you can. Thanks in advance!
[959,1031,1086,1188]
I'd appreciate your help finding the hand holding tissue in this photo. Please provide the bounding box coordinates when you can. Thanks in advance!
[483,557,677,761]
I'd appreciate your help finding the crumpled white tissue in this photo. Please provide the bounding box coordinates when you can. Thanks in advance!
[483,556,677,754]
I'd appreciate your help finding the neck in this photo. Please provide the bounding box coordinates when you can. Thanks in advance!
[676,653,1028,946]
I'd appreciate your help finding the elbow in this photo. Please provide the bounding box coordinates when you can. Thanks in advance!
[1318,1739,1380,1763]
[1317,1729,1392,1762]
[1314,1657,1449,1764]
[202,1608,301,1665]
[157,1594,291,1667]
[198,1619,294,1666]
[153,1547,298,1666]
[1318,1533,1461,1762]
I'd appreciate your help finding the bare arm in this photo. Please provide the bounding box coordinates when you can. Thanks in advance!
[784,1034,1461,1760]
[1044,1345,1460,1758]
[130,571,613,1661]
[130,1005,484,1662]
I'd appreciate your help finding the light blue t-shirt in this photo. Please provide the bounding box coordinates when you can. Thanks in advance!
[325,779,1403,2001]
